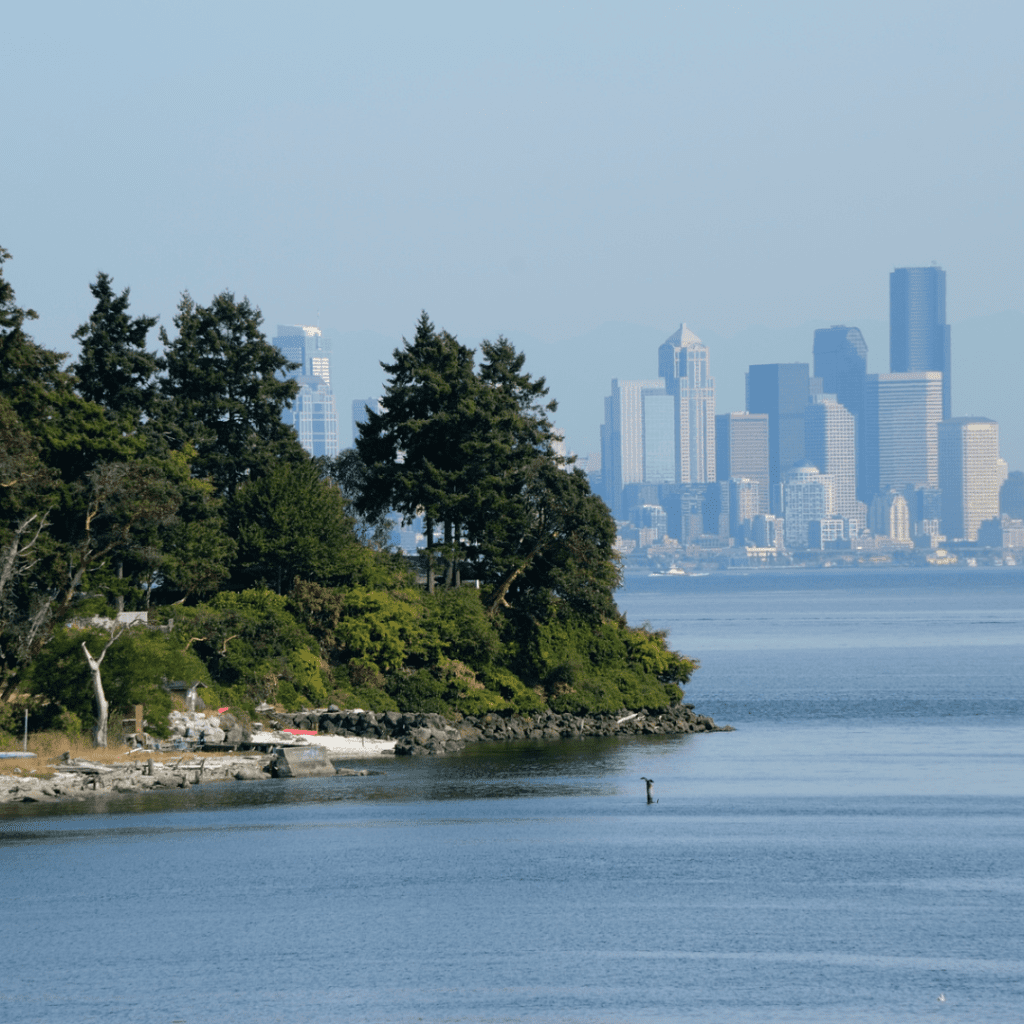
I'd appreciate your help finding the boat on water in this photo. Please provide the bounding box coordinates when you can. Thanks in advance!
[648,566,689,577]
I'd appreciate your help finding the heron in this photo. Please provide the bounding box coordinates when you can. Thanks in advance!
[641,777,655,803]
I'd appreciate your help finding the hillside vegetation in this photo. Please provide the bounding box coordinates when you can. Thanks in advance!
[0,248,695,744]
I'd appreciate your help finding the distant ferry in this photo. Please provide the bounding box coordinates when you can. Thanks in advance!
[648,567,709,577]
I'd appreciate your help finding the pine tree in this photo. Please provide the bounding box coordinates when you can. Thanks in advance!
[355,312,479,591]
[160,291,305,496]
[71,272,162,421]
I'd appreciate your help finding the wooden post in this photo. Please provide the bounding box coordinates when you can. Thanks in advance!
[134,704,144,735]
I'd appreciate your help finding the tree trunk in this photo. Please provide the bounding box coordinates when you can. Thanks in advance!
[444,519,454,589]
[454,522,461,587]
[425,514,435,594]
[82,641,110,748]
[116,561,124,614]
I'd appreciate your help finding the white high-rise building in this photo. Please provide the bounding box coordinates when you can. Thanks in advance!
[804,393,860,526]
[600,378,665,517]
[864,372,943,497]
[275,325,340,458]
[782,463,834,550]
[938,417,1001,541]
[658,325,716,484]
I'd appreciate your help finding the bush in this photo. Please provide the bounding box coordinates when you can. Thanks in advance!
[385,668,451,715]
[164,589,329,711]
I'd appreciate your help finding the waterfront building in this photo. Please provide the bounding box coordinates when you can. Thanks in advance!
[782,463,834,550]
[1001,471,1024,519]
[890,266,952,420]
[715,412,769,514]
[813,325,869,500]
[863,372,943,498]
[274,325,340,458]
[977,515,1024,550]
[658,325,716,484]
[745,363,812,514]
[749,513,783,549]
[630,504,668,547]
[869,490,911,541]
[807,517,853,549]
[702,481,730,538]
[804,393,861,526]
[728,477,760,541]
[937,417,1001,541]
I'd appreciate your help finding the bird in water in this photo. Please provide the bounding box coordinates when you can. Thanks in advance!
[938,994,945,1003]
[641,777,656,803]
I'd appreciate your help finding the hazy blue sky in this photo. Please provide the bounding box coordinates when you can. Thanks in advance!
[5,1,1022,465]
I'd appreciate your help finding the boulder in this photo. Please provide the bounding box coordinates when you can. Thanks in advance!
[271,745,337,778]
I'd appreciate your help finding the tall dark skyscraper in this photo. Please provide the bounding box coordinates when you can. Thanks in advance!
[890,267,951,420]
[745,363,811,514]
[813,325,869,501]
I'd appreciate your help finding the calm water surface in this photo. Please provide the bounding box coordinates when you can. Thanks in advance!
[1,567,1022,1024]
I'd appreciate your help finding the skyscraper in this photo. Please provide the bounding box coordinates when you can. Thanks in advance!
[937,417,1000,541]
[274,325,340,458]
[890,267,952,420]
[745,363,811,514]
[658,325,716,484]
[782,463,834,550]
[813,325,869,501]
[600,378,665,517]
[715,412,769,515]
[804,393,860,525]
[864,372,943,499]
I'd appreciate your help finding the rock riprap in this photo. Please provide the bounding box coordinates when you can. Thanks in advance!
[265,701,728,756]
[0,754,272,805]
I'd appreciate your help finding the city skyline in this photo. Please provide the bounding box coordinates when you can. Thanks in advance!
[4,3,1022,472]
[595,263,1013,554]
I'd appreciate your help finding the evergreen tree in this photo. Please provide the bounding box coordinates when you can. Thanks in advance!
[229,460,379,593]
[355,313,479,591]
[71,272,162,421]
[160,291,305,496]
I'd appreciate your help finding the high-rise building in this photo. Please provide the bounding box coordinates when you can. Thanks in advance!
[864,372,943,499]
[782,463,834,550]
[728,477,760,540]
[804,393,860,525]
[274,325,340,458]
[715,412,769,515]
[813,326,869,500]
[1001,471,1024,519]
[745,363,811,514]
[658,325,716,484]
[890,267,952,420]
[937,417,1000,541]
[600,379,665,517]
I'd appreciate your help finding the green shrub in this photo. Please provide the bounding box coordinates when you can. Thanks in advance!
[385,668,451,715]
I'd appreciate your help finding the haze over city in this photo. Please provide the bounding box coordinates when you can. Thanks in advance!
[4,1,1022,466]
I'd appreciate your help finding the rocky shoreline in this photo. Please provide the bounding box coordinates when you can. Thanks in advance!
[1,701,730,805]
[267,700,731,756]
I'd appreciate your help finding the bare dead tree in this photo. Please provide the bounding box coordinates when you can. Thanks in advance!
[80,618,142,747]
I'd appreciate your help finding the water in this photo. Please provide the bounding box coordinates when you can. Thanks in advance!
[1,567,1022,1023]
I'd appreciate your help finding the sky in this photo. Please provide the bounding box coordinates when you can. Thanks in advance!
[4,1,1022,467]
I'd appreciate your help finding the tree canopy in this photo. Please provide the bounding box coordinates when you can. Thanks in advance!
[0,259,695,743]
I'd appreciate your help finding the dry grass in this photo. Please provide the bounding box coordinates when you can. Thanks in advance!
[0,731,237,779]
